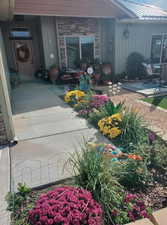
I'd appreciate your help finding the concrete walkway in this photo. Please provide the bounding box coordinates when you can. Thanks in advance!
[10,81,107,191]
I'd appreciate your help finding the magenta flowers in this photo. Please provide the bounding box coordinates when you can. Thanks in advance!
[28,186,103,225]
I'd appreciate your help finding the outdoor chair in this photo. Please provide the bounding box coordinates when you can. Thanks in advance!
[142,63,161,84]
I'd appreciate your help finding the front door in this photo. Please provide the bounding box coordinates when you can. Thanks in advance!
[13,39,34,80]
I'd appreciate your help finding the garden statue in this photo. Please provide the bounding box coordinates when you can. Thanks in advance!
[79,66,94,92]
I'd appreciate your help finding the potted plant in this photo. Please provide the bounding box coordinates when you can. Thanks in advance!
[48,64,59,84]
[93,58,102,85]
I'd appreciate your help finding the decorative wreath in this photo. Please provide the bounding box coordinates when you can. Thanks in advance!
[16,44,30,63]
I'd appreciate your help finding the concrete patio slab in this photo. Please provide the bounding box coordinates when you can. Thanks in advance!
[10,127,107,191]
[0,146,10,225]
[12,82,91,141]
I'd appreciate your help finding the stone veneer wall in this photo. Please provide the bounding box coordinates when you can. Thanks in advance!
[56,17,101,67]
[0,108,8,145]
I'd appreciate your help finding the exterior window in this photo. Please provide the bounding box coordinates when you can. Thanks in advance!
[66,36,94,68]
[10,28,32,40]
[151,34,167,64]
[66,37,80,68]
[162,35,167,63]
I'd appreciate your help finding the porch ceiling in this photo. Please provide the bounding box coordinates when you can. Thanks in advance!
[14,0,133,19]
[0,0,15,21]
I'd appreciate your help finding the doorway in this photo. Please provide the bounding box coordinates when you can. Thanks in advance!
[10,27,35,80]
[13,39,34,79]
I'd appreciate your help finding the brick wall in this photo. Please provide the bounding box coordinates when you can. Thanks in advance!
[56,17,101,67]
[0,109,8,145]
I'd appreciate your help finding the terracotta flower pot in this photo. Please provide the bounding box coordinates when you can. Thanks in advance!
[94,73,101,81]
[48,66,59,84]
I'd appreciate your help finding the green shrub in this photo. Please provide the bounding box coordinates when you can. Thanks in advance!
[114,109,148,150]
[6,183,31,212]
[69,143,131,225]
[114,158,152,191]
[100,100,124,117]
[88,109,107,128]
[126,52,146,79]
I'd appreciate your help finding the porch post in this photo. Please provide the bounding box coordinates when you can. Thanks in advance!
[0,29,15,143]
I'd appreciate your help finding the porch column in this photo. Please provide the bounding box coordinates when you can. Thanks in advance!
[0,29,15,144]
[100,19,115,73]
[40,16,59,69]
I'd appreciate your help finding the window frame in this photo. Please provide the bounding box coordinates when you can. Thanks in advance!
[151,33,167,64]
[65,35,95,67]
[9,27,32,40]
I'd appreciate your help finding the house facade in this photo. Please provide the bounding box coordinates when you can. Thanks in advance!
[1,0,132,81]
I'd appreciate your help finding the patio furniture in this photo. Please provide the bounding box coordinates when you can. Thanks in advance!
[142,63,161,84]
[160,63,167,84]
[59,68,84,84]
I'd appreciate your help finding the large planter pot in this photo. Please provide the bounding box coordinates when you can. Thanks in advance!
[94,73,101,81]
[48,66,59,84]
[102,63,112,75]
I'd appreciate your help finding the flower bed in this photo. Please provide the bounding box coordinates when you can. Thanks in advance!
[7,90,167,225]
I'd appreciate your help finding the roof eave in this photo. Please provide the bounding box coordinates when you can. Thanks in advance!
[0,0,15,21]
[111,0,137,18]
[118,18,167,24]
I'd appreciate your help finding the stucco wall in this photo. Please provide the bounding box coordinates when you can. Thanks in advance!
[115,22,167,74]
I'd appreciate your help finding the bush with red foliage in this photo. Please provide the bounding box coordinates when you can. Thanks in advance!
[28,186,103,225]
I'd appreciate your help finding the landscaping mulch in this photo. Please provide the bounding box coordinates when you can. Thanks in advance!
[141,186,167,211]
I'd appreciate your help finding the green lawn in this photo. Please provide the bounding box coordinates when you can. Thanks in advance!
[143,95,167,109]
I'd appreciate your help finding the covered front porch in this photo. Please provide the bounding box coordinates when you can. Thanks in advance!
[0,14,115,85]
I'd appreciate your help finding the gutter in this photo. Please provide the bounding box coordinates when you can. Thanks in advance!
[118,18,167,24]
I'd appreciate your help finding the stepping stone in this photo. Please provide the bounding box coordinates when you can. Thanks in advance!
[126,218,153,225]
[153,208,167,225]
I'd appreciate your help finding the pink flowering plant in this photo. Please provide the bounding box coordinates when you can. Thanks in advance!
[28,186,103,225]
[90,95,110,109]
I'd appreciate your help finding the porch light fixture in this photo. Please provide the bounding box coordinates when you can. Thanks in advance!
[123,27,130,39]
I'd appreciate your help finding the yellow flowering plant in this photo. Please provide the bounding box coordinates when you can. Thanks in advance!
[98,113,122,139]
[64,90,85,105]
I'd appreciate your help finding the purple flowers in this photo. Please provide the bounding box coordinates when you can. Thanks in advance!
[124,193,150,221]
[148,131,156,144]
[78,109,92,118]
[28,186,103,225]
[90,95,110,109]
